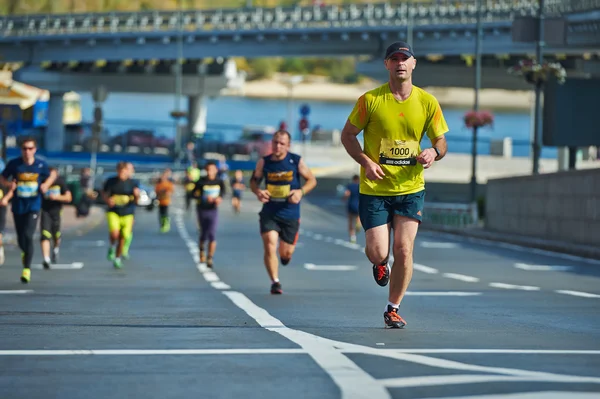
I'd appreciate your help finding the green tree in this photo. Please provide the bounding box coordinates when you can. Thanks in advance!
[280,58,308,74]
[247,57,281,80]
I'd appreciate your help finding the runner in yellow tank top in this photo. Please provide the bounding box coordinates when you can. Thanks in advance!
[341,41,449,329]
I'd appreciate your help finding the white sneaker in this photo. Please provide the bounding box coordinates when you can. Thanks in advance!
[350,235,357,244]
[0,246,4,266]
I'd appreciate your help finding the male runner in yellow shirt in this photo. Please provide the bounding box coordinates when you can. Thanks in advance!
[341,41,449,329]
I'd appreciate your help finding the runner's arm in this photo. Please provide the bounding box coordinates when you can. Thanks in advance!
[297,158,317,196]
[56,184,73,203]
[430,135,447,161]
[2,187,14,204]
[340,120,372,168]
[0,160,14,187]
[40,168,58,192]
[133,186,141,203]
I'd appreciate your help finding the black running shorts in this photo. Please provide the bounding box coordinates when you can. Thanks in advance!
[40,210,61,241]
[259,212,300,245]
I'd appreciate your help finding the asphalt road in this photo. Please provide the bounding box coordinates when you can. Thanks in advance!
[1,191,599,399]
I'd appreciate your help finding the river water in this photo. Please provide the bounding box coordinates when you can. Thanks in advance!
[79,92,557,159]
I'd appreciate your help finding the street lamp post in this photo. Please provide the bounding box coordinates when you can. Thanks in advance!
[173,0,184,165]
[470,0,483,204]
[286,75,303,139]
[531,0,545,174]
[406,0,414,46]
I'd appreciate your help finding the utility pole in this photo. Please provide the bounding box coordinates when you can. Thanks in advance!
[470,0,483,203]
[531,0,545,174]
[406,0,413,46]
[174,0,184,164]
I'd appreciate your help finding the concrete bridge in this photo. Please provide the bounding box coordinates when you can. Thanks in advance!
[0,1,599,64]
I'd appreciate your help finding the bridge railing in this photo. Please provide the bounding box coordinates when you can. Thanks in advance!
[0,0,555,38]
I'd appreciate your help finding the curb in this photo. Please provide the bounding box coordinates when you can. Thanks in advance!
[421,225,600,261]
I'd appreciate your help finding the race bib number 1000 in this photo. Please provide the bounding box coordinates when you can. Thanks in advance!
[267,184,290,201]
[378,138,419,166]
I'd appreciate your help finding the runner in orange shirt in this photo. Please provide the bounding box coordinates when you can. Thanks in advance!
[155,168,175,233]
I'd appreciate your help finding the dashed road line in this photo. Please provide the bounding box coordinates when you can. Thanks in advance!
[555,290,600,299]
[443,273,480,283]
[489,283,540,291]
[301,230,600,300]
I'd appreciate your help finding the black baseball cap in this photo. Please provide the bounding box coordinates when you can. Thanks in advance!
[384,41,414,59]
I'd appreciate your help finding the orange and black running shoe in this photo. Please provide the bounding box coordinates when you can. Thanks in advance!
[373,263,390,286]
[384,305,407,329]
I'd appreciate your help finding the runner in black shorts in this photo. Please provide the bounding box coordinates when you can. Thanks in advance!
[40,167,72,269]
[193,161,225,269]
[230,169,246,214]
[0,136,57,283]
[250,130,317,295]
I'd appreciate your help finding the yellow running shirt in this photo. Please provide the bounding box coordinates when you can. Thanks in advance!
[348,83,449,196]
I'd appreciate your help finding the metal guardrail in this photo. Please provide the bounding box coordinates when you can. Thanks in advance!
[1,0,595,38]
[423,202,480,228]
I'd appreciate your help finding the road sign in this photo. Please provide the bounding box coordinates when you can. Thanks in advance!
[299,117,309,131]
[300,104,310,117]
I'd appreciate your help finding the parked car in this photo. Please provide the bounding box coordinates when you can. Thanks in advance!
[232,125,275,160]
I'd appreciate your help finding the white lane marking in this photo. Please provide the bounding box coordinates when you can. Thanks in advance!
[376,343,385,346]
[413,263,439,274]
[515,263,573,271]
[443,273,480,283]
[555,290,600,299]
[197,263,209,273]
[489,283,540,291]
[178,208,600,395]
[362,349,600,382]
[313,234,323,240]
[4,348,600,357]
[304,263,357,271]
[428,231,600,265]
[211,282,231,290]
[405,291,481,296]
[420,241,459,249]
[0,290,33,294]
[31,262,84,270]
[430,392,600,399]
[0,349,305,356]
[379,349,600,354]
[380,374,600,388]
[381,374,533,388]
[224,291,391,399]
[324,237,333,242]
[203,272,220,282]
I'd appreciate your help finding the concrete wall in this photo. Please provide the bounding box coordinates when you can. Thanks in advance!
[485,168,600,247]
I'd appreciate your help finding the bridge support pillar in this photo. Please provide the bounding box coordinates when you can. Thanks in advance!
[45,92,65,152]
[188,95,207,140]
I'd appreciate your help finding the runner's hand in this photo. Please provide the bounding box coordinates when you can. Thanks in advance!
[288,189,303,204]
[0,198,8,207]
[255,189,271,203]
[364,160,385,180]
[106,198,115,207]
[39,182,50,194]
[416,148,437,169]
[214,197,222,206]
